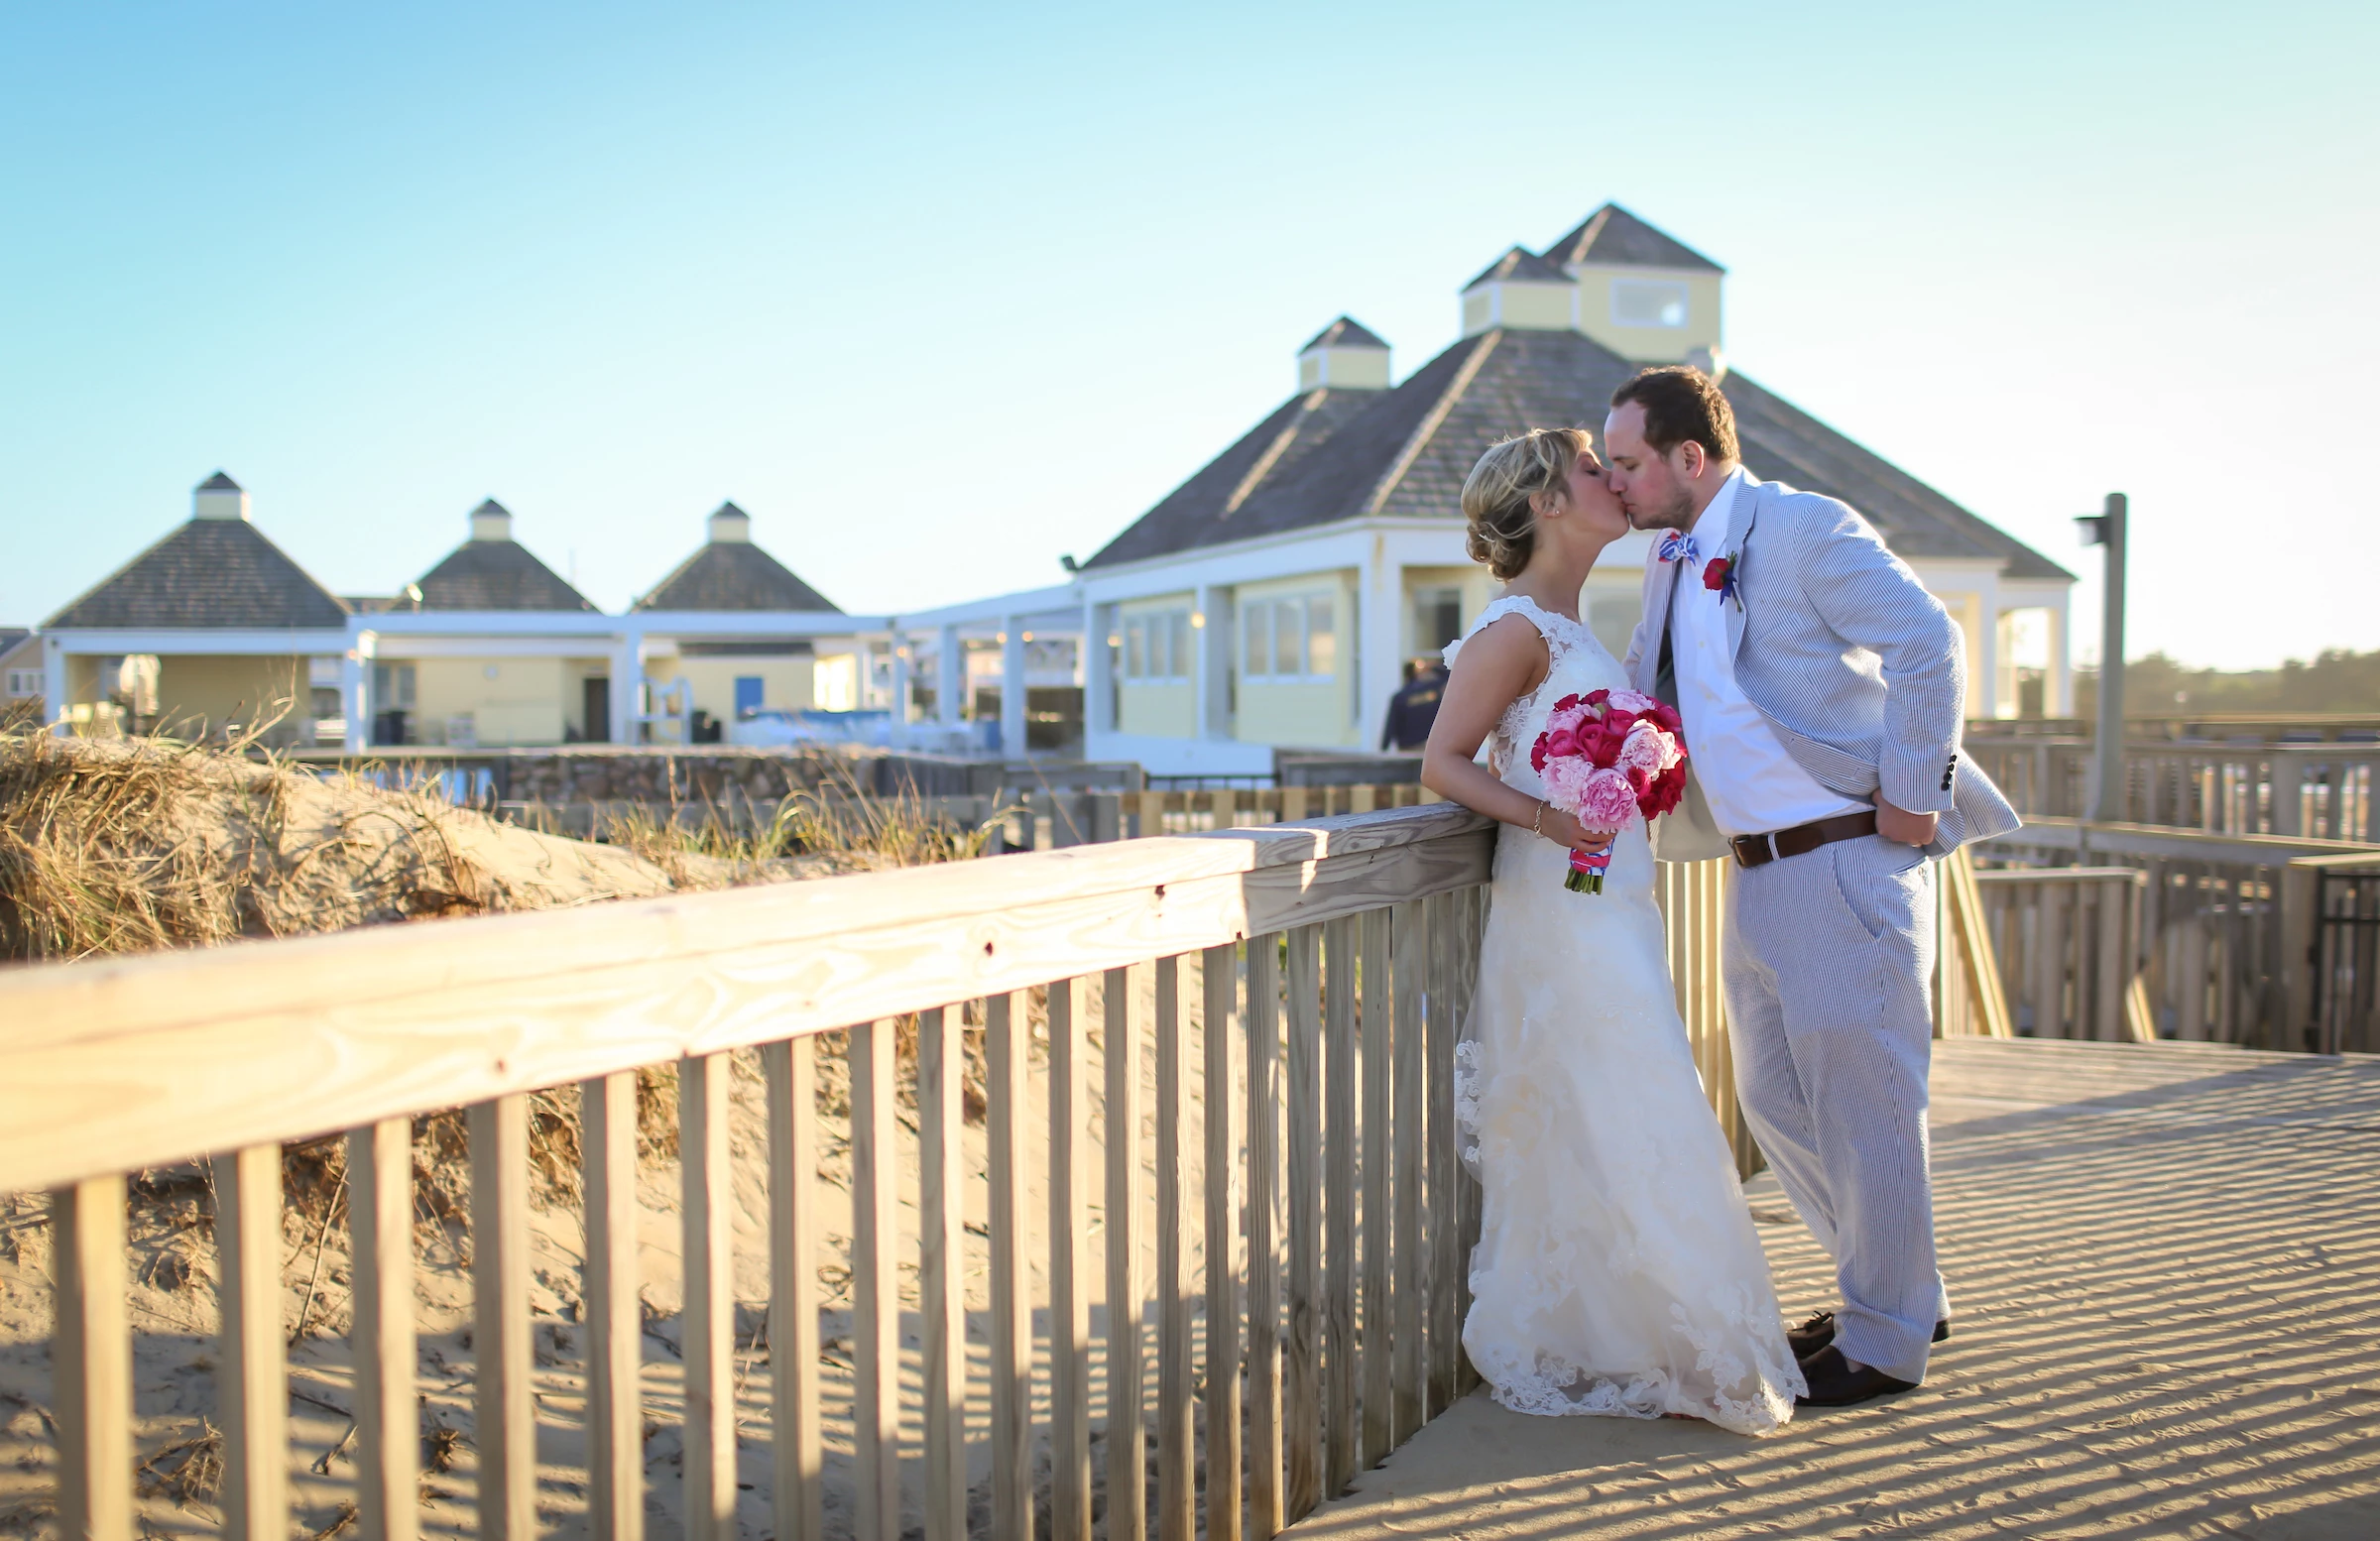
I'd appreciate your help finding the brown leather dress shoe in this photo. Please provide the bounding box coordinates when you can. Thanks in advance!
[1795,1345,1918,1407]
[1786,1310,1951,1361]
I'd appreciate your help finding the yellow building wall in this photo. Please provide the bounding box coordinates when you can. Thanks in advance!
[1120,681,1195,738]
[155,654,305,736]
[1572,268,1724,363]
[1236,680,1354,748]
[1234,570,1357,748]
[649,655,816,724]
[412,655,574,747]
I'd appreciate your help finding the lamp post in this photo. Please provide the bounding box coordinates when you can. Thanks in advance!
[2076,492,2128,823]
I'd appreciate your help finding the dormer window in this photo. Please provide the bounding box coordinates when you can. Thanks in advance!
[1612,279,1688,328]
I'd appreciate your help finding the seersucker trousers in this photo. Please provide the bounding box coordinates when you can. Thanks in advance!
[1726,831,1948,1383]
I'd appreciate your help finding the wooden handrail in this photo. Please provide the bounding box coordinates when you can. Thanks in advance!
[0,802,1493,1194]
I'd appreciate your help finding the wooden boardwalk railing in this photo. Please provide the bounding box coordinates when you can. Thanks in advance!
[0,803,2016,1541]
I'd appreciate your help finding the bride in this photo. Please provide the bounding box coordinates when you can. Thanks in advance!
[1419,427,1805,1435]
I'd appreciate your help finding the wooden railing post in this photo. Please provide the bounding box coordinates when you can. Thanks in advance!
[763,1040,824,1541]
[1389,900,1426,1447]
[1049,981,1096,1541]
[52,1174,130,1541]
[1322,916,1360,1496]
[1245,934,1285,1539]
[467,1098,535,1541]
[215,1143,288,1541]
[1282,926,1325,1522]
[680,1052,738,1541]
[849,1020,902,1541]
[349,1117,418,1541]
[1202,944,1245,1541]
[1358,906,1391,1471]
[1154,958,1195,1541]
[1104,966,1148,1541]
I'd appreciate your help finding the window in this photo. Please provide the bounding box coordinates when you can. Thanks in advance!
[734,675,765,718]
[1612,279,1689,329]
[1413,586,1462,658]
[4,669,42,698]
[1242,592,1339,682]
[373,662,416,708]
[1122,609,1192,681]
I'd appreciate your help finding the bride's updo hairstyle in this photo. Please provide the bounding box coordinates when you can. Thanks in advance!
[1462,426,1591,582]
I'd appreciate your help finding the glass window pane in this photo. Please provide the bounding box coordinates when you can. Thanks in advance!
[1169,612,1190,680]
[1307,595,1336,676]
[1245,601,1269,678]
[1277,598,1303,677]
[1126,620,1145,679]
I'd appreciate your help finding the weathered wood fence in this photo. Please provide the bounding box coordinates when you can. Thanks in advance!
[3,804,2016,1541]
[1964,735,2380,841]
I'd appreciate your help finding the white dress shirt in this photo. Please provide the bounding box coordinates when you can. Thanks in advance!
[1666,469,1868,839]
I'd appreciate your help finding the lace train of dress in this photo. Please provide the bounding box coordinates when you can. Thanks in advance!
[1449,594,1805,1436]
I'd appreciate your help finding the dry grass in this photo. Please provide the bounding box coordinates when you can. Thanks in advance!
[0,724,684,965]
[595,757,1007,883]
[137,1420,223,1507]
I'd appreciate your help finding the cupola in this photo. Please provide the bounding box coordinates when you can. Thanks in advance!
[192,470,250,522]
[707,501,753,543]
[1543,202,1726,363]
[468,498,514,541]
[1295,316,1391,391]
[1459,247,1578,337]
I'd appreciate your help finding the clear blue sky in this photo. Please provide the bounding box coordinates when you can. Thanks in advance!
[4,2,2373,671]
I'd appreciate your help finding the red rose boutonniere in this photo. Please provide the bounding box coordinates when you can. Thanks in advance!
[1704,550,1742,610]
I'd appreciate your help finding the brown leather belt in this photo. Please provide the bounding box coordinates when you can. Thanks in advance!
[1729,809,1878,870]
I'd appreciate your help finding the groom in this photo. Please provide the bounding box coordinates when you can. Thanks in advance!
[1608,366,2019,1408]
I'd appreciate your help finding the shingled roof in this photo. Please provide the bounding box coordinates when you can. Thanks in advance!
[1464,246,1571,289]
[1084,326,2071,581]
[1300,316,1389,352]
[635,506,841,612]
[412,508,595,612]
[44,518,351,630]
[1545,203,1726,274]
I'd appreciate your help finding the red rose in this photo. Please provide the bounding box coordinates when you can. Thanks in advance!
[1639,762,1688,818]
[1530,739,1548,772]
[1544,728,1581,760]
[1553,693,1582,713]
[1579,719,1627,768]
[1648,701,1685,737]
[1585,688,1611,706]
[1704,557,1731,591]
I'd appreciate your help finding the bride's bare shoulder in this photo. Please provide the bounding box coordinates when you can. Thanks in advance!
[1446,612,1551,697]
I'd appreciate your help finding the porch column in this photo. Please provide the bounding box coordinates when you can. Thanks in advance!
[1001,619,1027,757]
[1084,599,1115,736]
[43,635,67,737]
[608,628,643,745]
[1194,583,1232,741]
[2046,596,2073,718]
[890,635,913,726]
[342,631,373,751]
[1974,600,2001,722]
[937,624,963,726]
[1358,552,1403,749]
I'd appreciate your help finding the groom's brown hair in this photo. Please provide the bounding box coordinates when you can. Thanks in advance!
[1610,366,1739,465]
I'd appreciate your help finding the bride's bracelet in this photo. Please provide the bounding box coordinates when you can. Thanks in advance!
[1531,799,1548,837]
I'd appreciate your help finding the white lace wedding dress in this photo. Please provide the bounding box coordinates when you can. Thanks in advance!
[1448,593,1805,1436]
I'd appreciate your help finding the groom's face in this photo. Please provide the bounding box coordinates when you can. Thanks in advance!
[1602,403,1697,532]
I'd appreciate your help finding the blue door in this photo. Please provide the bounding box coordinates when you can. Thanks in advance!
[733,676,765,719]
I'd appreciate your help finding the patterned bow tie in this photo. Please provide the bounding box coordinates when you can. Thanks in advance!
[1657,532,1699,564]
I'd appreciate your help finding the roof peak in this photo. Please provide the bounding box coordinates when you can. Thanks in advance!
[196,470,241,492]
[1299,316,1388,354]
[1545,202,1725,274]
[1463,246,1569,291]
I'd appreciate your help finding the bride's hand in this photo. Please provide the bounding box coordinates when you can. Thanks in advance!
[1538,804,1615,856]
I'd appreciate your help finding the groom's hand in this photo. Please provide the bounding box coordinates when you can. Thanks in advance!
[1875,796,1938,846]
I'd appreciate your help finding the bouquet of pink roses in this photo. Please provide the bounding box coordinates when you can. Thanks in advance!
[1529,688,1690,893]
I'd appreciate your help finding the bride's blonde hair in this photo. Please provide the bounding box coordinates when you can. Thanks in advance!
[1462,427,1591,581]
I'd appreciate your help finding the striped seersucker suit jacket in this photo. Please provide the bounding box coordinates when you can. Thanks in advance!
[1620,470,2021,863]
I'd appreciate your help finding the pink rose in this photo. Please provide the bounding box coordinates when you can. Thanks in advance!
[1576,766,1640,830]
[1606,688,1661,717]
[1543,727,1582,761]
[1539,755,1595,816]
[1615,722,1667,775]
